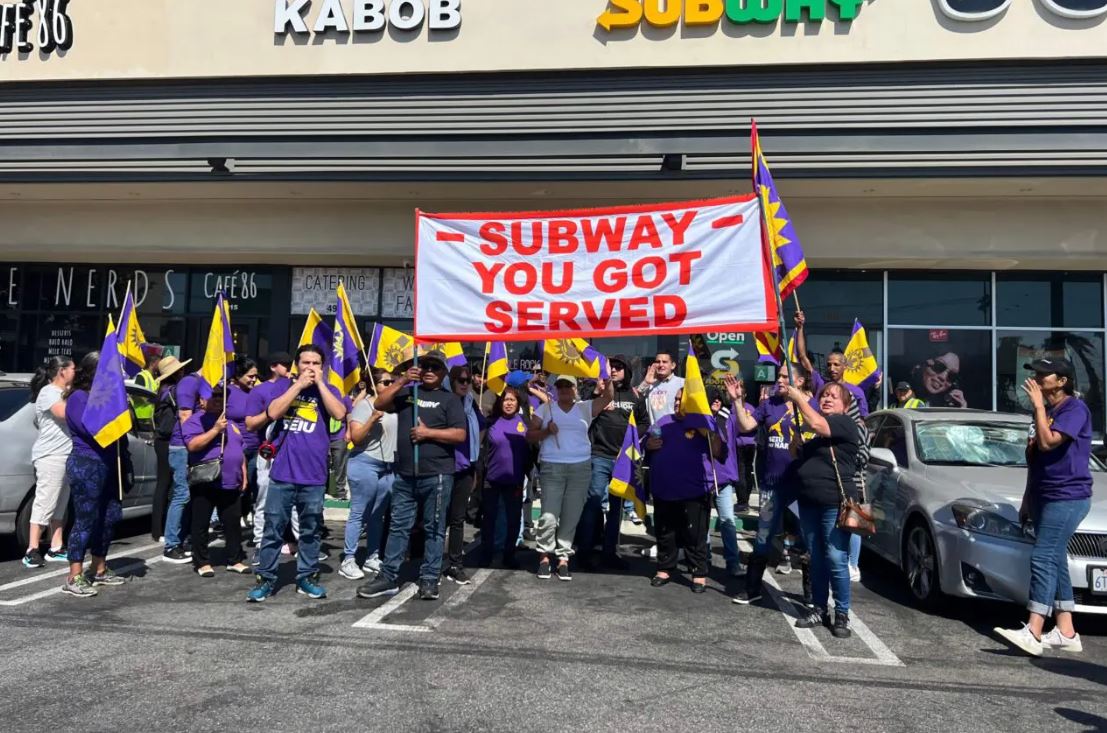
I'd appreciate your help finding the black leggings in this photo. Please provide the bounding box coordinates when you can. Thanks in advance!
[190,481,244,568]
[446,469,475,569]
[654,495,711,578]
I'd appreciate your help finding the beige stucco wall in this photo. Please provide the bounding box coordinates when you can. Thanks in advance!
[0,179,1102,270]
[2,0,1106,83]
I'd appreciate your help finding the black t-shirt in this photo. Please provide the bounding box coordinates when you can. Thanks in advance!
[392,385,466,478]
[589,388,638,459]
[794,413,863,507]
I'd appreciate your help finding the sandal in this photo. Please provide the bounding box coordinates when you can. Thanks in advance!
[650,574,671,587]
[225,563,251,574]
[196,565,215,578]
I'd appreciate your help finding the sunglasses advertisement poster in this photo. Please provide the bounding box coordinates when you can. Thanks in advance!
[887,329,992,410]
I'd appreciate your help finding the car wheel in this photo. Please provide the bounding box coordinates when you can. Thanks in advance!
[903,521,943,608]
[15,490,33,551]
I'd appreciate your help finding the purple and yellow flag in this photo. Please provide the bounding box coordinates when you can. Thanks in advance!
[682,343,716,434]
[368,324,415,372]
[608,412,648,521]
[752,120,809,301]
[485,341,509,396]
[298,308,333,354]
[198,291,234,399]
[541,338,610,380]
[331,292,362,395]
[419,341,468,369]
[755,328,798,366]
[83,324,133,447]
[117,288,147,378]
[843,319,882,392]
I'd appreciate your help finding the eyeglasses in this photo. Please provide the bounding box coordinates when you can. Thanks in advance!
[379,380,395,386]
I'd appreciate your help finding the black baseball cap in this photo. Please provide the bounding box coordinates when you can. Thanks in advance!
[894,381,912,391]
[609,354,630,369]
[1024,358,1075,380]
[266,351,292,367]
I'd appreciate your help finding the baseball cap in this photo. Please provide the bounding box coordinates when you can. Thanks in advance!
[609,354,630,369]
[894,381,912,391]
[554,375,578,387]
[266,351,292,367]
[1024,358,1075,380]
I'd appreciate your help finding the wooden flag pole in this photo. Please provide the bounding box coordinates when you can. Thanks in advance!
[478,343,489,406]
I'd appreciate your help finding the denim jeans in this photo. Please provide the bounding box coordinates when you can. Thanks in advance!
[480,482,524,565]
[254,455,299,546]
[344,453,394,561]
[1028,497,1091,616]
[165,446,191,548]
[575,455,623,559]
[256,481,325,583]
[753,477,788,560]
[380,474,454,584]
[707,482,741,572]
[798,500,851,616]
[849,533,861,569]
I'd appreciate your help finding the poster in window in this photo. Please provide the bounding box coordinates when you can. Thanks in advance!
[887,329,992,409]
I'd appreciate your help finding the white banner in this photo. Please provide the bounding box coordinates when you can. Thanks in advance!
[290,267,379,316]
[414,195,775,341]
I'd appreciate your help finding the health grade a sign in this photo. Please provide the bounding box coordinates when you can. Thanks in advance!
[597,0,867,30]
[414,196,776,342]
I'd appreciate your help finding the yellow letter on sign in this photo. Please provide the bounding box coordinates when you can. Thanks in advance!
[643,0,682,26]
[596,0,644,30]
[685,0,724,24]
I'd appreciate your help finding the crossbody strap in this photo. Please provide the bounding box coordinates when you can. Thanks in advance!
[828,444,848,503]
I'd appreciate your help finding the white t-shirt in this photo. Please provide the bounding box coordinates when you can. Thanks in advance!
[350,398,397,463]
[642,376,685,426]
[539,399,595,464]
[32,384,71,461]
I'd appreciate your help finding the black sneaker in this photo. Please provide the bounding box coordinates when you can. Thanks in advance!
[162,547,191,564]
[22,549,45,568]
[556,563,572,582]
[537,558,552,579]
[832,612,852,639]
[418,581,440,601]
[443,566,471,585]
[795,608,830,629]
[731,590,763,605]
[357,576,400,599]
[600,553,629,572]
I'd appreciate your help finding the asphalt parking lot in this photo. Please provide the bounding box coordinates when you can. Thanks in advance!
[2,518,1107,733]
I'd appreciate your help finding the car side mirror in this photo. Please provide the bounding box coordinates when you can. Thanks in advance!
[870,447,899,471]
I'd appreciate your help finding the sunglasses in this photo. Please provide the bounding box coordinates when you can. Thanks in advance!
[455,378,472,385]
[379,379,395,386]
[928,359,956,376]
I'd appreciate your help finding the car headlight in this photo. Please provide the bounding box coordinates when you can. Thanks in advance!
[951,501,1032,543]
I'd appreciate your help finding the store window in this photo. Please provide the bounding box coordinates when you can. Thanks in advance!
[996,273,1104,330]
[888,272,991,327]
[887,328,992,409]
[996,330,1105,439]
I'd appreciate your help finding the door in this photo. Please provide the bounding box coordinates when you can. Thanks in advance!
[124,386,158,508]
[867,415,910,561]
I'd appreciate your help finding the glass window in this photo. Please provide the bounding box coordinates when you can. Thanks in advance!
[19,313,106,369]
[0,384,31,423]
[784,270,883,330]
[996,273,1104,329]
[127,390,157,440]
[0,314,18,373]
[871,416,909,467]
[913,420,1029,467]
[887,328,992,410]
[888,272,991,327]
[187,269,274,317]
[996,330,1105,439]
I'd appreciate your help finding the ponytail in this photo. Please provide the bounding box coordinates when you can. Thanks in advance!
[30,355,73,402]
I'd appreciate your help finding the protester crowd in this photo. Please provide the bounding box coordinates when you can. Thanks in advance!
[18,310,1095,652]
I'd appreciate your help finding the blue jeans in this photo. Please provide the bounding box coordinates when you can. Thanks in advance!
[165,446,191,548]
[257,481,325,582]
[380,474,454,584]
[707,482,741,571]
[849,533,861,569]
[344,453,394,561]
[1029,497,1091,616]
[575,455,623,559]
[753,477,788,559]
[799,500,851,616]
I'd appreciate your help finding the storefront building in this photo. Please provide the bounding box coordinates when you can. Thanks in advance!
[2,1,1107,435]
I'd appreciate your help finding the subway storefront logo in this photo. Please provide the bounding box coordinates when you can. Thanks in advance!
[597,0,866,30]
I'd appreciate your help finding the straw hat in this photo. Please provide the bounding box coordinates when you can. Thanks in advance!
[156,356,192,381]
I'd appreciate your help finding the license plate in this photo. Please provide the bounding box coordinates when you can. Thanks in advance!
[1090,567,1107,595]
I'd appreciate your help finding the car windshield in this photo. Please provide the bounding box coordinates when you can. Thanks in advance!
[0,384,31,422]
[914,421,1032,467]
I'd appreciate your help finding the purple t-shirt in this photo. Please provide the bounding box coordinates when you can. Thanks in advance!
[225,384,259,453]
[65,389,133,465]
[647,414,718,501]
[735,402,757,447]
[713,410,740,485]
[182,412,246,490]
[166,374,202,448]
[485,415,530,485]
[1029,397,1094,502]
[812,373,869,417]
[755,396,817,484]
[246,377,292,446]
[270,383,343,486]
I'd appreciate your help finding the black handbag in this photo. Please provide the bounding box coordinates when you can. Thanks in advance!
[187,458,222,486]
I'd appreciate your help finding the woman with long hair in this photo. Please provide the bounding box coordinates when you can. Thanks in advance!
[23,356,76,568]
[478,388,533,569]
[61,351,133,597]
[340,369,398,580]
[444,363,485,585]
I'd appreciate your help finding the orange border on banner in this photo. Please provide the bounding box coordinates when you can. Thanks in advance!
[413,194,778,342]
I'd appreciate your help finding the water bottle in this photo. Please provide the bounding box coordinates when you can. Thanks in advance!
[649,423,662,440]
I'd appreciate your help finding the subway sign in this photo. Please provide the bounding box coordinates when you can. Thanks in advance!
[596,0,867,30]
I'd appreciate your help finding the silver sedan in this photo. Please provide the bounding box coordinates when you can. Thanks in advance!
[863,408,1107,614]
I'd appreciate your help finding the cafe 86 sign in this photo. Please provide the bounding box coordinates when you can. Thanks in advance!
[0,0,71,54]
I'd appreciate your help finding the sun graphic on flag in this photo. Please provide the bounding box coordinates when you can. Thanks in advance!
[332,327,344,361]
[759,185,792,267]
[550,339,582,363]
[844,346,872,373]
[383,345,406,369]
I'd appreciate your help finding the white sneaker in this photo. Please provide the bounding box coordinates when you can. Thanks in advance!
[1041,628,1083,653]
[775,558,793,575]
[339,557,365,580]
[994,624,1044,657]
[849,565,861,583]
[362,553,382,574]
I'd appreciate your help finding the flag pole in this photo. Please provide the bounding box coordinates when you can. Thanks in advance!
[413,342,420,474]
[478,342,489,406]
[116,441,124,502]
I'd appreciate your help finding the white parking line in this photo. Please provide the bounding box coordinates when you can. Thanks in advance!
[0,555,166,606]
[738,539,904,667]
[352,582,430,632]
[425,569,492,629]
[0,541,164,594]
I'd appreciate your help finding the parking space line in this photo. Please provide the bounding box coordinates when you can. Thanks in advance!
[352,582,427,632]
[761,574,831,661]
[0,541,164,593]
[424,569,492,629]
[0,555,166,606]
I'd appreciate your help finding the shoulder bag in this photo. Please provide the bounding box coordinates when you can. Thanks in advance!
[187,457,223,486]
[830,444,876,536]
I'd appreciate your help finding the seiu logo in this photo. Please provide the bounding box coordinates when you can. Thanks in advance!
[939,0,1107,21]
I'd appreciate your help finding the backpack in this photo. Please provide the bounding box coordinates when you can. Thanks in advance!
[153,385,178,441]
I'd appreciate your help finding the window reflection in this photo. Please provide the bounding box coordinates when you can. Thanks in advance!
[889,273,991,327]
[996,274,1104,329]
[887,329,992,409]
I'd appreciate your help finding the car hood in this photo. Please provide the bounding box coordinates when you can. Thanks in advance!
[923,465,1107,531]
